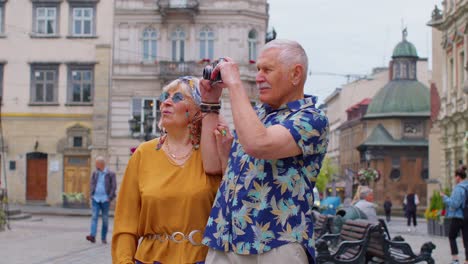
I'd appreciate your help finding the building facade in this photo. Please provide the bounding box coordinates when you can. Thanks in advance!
[322,30,432,209]
[360,32,431,208]
[110,0,269,184]
[0,0,113,205]
[428,0,468,189]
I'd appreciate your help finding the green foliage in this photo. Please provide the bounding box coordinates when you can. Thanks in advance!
[62,192,85,203]
[0,209,6,228]
[424,191,445,220]
[316,157,338,193]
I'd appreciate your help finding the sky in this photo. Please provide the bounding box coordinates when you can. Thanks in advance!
[267,0,440,104]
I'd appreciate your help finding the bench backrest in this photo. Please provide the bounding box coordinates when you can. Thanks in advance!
[339,219,372,242]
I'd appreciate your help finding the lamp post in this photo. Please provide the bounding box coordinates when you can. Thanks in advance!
[128,104,156,141]
[365,149,371,168]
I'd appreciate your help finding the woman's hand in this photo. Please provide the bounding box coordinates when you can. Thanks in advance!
[200,79,223,103]
[214,123,233,173]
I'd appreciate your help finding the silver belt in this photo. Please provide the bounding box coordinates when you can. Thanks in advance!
[144,230,203,246]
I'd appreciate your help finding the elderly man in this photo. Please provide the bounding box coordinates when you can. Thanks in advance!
[354,186,378,223]
[86,156,116,244]
[200,39,329,263]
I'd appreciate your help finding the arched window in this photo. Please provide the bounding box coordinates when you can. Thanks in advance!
[248,29,257,62]
[199,27,214,61]
[142,28,157,61]
[171,27,186,62]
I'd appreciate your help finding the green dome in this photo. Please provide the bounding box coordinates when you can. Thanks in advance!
[365,80,430,118]
[392,40,418,58]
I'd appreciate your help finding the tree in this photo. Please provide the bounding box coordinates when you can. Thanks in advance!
[316,156,338,193]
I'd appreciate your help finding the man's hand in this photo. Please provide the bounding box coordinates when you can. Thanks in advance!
[211,57,243,90]
[200,79,223,103]
[439,191,445,197]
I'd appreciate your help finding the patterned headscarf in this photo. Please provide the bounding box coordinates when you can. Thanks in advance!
[179,76,201,106]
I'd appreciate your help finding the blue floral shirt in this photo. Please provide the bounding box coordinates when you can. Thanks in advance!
[202,95,329,261]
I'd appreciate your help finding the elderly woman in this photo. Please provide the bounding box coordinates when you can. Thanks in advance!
[112,77,222,264]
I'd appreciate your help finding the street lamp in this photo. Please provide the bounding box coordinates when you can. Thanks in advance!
[128,104,156,141]
[365,149,371,168]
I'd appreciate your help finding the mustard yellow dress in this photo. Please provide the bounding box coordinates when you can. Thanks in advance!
[112,138,221,264]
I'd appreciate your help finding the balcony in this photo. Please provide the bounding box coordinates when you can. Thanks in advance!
[159,61,204,82]
[157,0,199,23]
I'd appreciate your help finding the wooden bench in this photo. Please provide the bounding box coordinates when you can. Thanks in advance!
[313,213,333,240]
[316,219,378,264]
[366,219,436,264]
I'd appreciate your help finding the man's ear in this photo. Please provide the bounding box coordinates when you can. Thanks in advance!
[289,64,304,86]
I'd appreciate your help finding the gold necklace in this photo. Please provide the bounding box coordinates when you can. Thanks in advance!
[165,138,193,160]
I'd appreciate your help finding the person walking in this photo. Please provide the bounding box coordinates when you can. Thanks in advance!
[200,39,329,263]
[441,165,468,264]
[403,187,419,232]
[383,196,392,222]
[112,77,222,264]
[86,156,116,244]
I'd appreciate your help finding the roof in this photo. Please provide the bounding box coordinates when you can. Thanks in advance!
[392,40,418,58]
[346,98,372,112]
[357,124,428,150]
[364,80,430,119]
[392,29,418,58]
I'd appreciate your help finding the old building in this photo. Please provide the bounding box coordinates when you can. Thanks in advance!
[109,0,269,183]
[428,1,468,189]
[0,0,113,205]
[322,30,432,209]
[360,31,431,208]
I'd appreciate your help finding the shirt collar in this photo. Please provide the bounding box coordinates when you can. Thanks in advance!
[261,94,318,114]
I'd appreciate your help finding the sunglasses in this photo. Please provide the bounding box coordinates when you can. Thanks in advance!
[159,92,185,104]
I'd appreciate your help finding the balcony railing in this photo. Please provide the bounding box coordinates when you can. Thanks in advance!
[159,61,204,81]
[157,0,199,22]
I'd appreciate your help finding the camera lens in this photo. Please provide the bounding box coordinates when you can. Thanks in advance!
[202,65,213,80]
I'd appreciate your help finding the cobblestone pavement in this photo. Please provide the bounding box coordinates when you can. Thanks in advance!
[0,216,112,264]
[0,215,465,263]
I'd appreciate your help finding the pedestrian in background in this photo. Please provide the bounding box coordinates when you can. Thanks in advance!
[383,196,392,222]
[112,77,222,264]
[403,187,419,232]
[86,156,116,244]
[441,165,468,264]
[200,39,329,264]
[354,186,378,223]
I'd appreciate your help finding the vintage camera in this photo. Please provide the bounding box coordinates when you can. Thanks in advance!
[202,58,225,82]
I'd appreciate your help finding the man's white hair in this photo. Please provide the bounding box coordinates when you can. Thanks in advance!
[95,156,106,163]
[359,186,373,200]
[261,39,309,82]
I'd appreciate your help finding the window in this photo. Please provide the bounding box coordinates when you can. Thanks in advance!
[30,64,59,104]
[73,136,83,147]
[459,52,465,90]
[449,58,454,90]
[0,3,4,35]
[0,64,3,99]
[390,157,401,181]
[67,64,94,104]
[171,27,185,62]
[71,7,94,36]
[142,28,157,62]
[248,29,257,62]
[131,98,162,136]
[33,2,59,36]
[170,0,187,7]
[403,121,423,138]
[199,27,214,61]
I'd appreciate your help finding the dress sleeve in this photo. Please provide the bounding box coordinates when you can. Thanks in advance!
[281,109,329,156]
[112,148,142,264]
